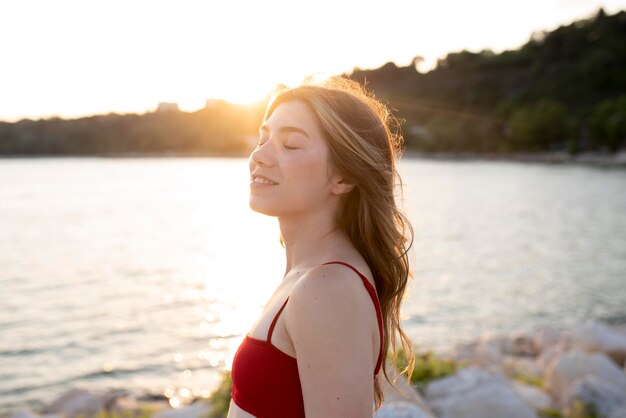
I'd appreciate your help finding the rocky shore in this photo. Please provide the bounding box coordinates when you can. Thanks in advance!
[9,320,626,418]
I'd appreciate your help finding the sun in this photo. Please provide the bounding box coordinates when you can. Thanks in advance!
[172,69,316,112]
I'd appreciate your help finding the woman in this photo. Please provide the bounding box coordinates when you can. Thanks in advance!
[228,76,415,418]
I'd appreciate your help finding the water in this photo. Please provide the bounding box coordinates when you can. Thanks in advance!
[1,157,625,415]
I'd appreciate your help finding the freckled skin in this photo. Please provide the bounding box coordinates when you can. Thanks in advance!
[248,101,336,219]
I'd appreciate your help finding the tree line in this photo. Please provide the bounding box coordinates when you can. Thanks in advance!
[0,8,624,156]
[0,100,265,156]
[348,8,626,154]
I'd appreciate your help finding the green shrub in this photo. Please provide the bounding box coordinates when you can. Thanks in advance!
[538,408,563,417]
[508,99,574,151]
[510,372,543,388]
[590,95,626,151]
[393,346,459,389]
[206,371,232,418]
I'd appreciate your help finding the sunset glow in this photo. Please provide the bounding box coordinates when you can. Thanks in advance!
[2,0,625,121]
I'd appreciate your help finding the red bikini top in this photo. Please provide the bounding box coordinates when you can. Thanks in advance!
[230,261,384,418]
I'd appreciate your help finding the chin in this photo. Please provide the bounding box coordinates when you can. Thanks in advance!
[249,198,281,217]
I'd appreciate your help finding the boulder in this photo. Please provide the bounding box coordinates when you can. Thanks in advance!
[449,335,503,370]
[544,350,626,406]
[502,330,539,357]
[111,396,169,418]
[374,401,434,418]
[10,410,60,418]
[511,381,553,411]
[609,405,626,418]
[536,341,567,371]
[502,354,542,380]
[533,325,562,354]
[567,376,626,418]
[152,402,211,418]
[424,367,537,418]
[572,320,626,366]
[379,368,434,414]
[40,389,104,418]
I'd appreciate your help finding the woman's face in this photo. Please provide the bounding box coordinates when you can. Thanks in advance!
[248,99,338,218]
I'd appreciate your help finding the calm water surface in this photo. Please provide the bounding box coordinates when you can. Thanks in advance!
[1,157,625,415]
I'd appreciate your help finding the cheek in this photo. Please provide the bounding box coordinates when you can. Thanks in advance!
[289,154,328,186]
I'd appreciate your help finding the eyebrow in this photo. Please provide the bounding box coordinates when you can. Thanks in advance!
[259,124,310,139]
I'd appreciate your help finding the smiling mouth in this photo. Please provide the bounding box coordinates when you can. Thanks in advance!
[251,175,278,185]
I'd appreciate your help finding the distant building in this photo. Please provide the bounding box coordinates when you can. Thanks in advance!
[156,102,179,113]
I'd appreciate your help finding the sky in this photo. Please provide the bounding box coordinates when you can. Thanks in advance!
[1,0,625,121]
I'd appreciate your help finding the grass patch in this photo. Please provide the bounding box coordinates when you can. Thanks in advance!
[510,372,544,388]
[538,408,563,417]
[206,371,232,418]
[77,407,158,418]
[393,346,459,389]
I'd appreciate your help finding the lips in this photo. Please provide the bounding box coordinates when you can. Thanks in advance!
[251,173,279,185]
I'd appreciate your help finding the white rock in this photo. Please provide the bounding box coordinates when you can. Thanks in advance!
[512,381,553,411]
[533,325,562,354]
[10,410,39,418]
[557,329,574,350]
[536,342,566,371]
[447,342,477,365]
[609,405,626,418]
[572,320,626,365]
[40,389,103,418]
[424,367,537,418]
[569,376,626,418]
[544,350,626,405]
[379,367,435,414]
[152,402,211,418]
[425,366,503,399]
[374,401,434,418]
[449,336,504,370]
[502,354,542,380]
[10,410,60,418]
[503,330,539,357]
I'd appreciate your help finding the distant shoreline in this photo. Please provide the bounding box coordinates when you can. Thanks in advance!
[401,150,626,167]
[1,150,625,167]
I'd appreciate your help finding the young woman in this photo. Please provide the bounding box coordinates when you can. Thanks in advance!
[227,76,415,418]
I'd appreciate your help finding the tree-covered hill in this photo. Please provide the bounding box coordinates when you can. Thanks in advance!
[348,9,626,153]
[1,9,624,156]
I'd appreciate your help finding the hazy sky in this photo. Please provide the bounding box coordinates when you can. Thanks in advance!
[1,0,625,121]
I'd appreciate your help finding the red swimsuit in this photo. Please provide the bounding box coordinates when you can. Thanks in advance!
[230,261,384,418]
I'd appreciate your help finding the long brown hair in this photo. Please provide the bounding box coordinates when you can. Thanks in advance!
[264,76,415,409]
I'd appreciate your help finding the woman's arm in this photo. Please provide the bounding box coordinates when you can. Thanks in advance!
[285,264,378,418]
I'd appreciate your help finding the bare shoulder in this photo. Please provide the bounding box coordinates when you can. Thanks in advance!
[290,262,375,311]
[282,262,380,414]
[284,262,378,341]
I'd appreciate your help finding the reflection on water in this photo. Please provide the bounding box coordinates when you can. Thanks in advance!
[400,161,626,348]
[0,157,625,414]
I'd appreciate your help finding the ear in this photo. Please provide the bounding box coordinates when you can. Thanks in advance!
[330,174,356,195]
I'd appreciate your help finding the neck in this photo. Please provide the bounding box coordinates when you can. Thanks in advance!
[278,209,348,278]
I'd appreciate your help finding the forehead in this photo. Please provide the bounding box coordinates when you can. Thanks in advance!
[262,100,321,136]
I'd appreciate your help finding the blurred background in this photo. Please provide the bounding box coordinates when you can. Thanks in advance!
[1,0,625,416]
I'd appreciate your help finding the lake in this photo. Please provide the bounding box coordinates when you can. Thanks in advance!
[1,157,625,415]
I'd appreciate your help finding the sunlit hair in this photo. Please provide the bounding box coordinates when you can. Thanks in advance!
[263,76,415,409]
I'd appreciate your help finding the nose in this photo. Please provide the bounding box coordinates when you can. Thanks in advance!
[249,140,276,168]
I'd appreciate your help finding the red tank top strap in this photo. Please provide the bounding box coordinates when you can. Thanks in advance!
[267,296,290,341]
[322,261,384,376]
